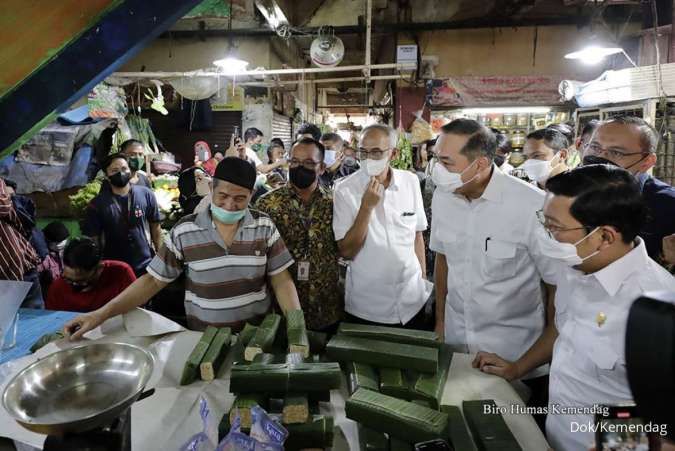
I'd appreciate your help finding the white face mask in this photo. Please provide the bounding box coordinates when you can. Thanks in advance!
[431,159,478,193]
[324,150,337,166]
[519,159,551,183]
[537,226,601,267]
[365,156,390,176]
[195,174,211,197]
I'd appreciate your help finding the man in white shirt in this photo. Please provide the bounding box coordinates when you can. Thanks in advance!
[430,119,557,427]
[333,124,432,328]
[477,164,675,450]
[242,127,286,175]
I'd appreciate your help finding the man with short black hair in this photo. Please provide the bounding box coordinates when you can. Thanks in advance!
[333,124,431,329]
[242,127,287,174]
[575,119,599,160]
[83,153,162,277]
[319,132,347,187]
[256,138,343,331]
[66,157,303,337]
[431,119,558,428]
[519,164,675,451]
[518,128,569,186]
[46,237,136,312]
[120,139,152,188]
[297,123,322,141]
[582,115,675,264]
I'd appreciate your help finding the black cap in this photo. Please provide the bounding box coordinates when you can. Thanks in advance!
[43,221,70,243]
[214,157,257,191]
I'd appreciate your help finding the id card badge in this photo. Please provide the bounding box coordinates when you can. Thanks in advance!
[297,261,310,281]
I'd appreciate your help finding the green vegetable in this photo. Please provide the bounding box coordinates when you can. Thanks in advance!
[391,127,413,170]
[69,180,101,217]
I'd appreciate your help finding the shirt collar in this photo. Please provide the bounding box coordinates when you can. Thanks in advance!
[592,237,649,296]
[479,165,503,202]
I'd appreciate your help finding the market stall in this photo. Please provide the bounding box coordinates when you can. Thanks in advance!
[0,311,548,451]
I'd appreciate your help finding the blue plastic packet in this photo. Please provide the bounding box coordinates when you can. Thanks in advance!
[216,412,257,451]
[250,406,288,445]
[179,397,219,451]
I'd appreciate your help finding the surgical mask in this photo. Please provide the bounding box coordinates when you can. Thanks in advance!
[128,156,144,172]
[195,175,211,197]
[109,171,131,188]
[519,159,550,183]
[289,166,317,189]
[343,156,357,167]
[48,239,68,254]
[494,154,506,168]
[431,159,478,193]
[211,203,246,224]
[537,226,601,267]
[365,156,390,176]
[324,150,337,166]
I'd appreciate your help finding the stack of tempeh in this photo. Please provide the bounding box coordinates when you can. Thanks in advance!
[180,326,232,385]
[220,310,338,450]
[329,322,490,450]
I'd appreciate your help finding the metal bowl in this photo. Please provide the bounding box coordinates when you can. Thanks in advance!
[2,342,154,435]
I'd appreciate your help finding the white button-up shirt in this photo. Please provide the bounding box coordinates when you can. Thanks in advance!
[333,168,431,324]
[546,238,675,451]
[430,166,557,378]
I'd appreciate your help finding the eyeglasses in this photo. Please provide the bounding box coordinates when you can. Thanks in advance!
[536,210,587,238]
[585,142,646,160]
[288,158,321,170]
[356,148,392,161]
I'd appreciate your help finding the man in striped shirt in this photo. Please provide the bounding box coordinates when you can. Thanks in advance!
[0,178,43,308]
[65,157,302,337]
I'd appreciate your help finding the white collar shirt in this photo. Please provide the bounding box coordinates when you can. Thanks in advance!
[332,168,431,324]
[546,238,675,451]
[430,166,558,378]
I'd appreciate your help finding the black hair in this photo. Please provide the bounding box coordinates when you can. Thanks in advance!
[63,236,101,271]
[3,178,17,190]
[546,123,574,147]
[291,137,325,160]
[604,115,658,154]
[526,128,568,154]
[626,296,675,441]
[580,120,599,138]
[320,132,343,144]
[270,138,285,149]
[441,118,496,161]
[297,123,322,141]
[494,132,512,154]
[103,153,128,172]
[244,127,264,143]
[120,139,144,152]
[43,221,69,243]
[545,164,646,243]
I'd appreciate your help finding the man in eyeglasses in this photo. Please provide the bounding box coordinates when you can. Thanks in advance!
[582,115,675,265]
[46,237,136,313]
[256,138,343,332]
[332,124,432,329]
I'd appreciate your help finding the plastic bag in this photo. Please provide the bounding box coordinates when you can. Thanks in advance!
[180,397,219,451]
[410,116,434,144]
[216,406,286,451]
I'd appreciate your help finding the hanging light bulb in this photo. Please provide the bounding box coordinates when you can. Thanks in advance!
[564,46,625,65]
[213,55,249,75]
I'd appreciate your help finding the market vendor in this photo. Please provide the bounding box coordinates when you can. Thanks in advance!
[120,139,152,188]
[46,237,136,313]
[333,124,431,329]
[65,157,302,338]
[82,153,162,277]
[256,138,343,333]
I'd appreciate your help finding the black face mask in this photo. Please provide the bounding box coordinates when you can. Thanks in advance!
[289,166,317,189]
[494,155,506,167]
[109,171,131,188]
[582,155,617,167]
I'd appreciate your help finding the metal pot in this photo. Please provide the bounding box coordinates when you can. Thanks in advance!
[2,343,154,435]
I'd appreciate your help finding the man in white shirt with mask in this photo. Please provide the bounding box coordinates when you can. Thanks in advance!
[333,124,431,328]
[508,164,674,451]
[430,119,557,429]
[517,128,569,188]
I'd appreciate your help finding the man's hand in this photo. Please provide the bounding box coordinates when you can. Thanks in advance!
[64,310,106,341]
[662,234,675,265]
[361,177,383,211]
[472,352,521,381]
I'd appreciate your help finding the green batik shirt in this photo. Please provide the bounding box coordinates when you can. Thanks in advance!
[255,184,343,329]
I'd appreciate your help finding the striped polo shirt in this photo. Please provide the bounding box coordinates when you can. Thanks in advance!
[147,208,294,330]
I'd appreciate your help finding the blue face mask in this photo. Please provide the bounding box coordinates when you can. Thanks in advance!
[211,203,246,224]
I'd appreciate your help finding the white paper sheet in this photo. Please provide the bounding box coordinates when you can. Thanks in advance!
[0,281,31,345]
